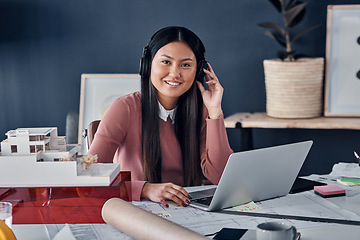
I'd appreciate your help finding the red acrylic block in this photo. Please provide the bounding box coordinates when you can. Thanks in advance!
[0,171,131,224]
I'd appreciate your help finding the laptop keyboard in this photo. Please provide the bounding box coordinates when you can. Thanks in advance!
[192,196,213,206]
[189,187,216,199]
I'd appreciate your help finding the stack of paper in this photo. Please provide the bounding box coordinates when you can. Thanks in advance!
[329,163,360,186]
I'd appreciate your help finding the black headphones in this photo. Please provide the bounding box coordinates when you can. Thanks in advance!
[139,45,150,78]
[139,42,208,82]
[197,59,208,82]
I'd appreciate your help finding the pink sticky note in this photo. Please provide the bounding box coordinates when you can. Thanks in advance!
[314,184,345,195]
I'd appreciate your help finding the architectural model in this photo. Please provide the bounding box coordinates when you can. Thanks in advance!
[0,127,120,187]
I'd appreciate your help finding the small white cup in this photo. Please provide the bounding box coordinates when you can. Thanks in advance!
[257,221,297,240]
[0,202,13,229]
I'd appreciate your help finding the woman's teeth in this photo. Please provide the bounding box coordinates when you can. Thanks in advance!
[165,81,180,86]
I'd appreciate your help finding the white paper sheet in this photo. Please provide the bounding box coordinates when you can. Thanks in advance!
[329,162,360,178]
[46,224,132,240]
[52,224,76,240]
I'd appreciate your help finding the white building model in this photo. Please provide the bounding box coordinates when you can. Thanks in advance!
[0,127,120,187]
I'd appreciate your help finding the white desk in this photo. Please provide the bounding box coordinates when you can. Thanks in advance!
[11,183,360,240]
[327,192,360,216]
[12,223,360,240]
[13,225,50,240]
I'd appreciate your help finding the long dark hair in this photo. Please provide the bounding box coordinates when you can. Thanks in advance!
[141,26,206,186]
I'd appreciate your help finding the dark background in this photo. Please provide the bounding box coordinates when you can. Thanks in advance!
[1,0,359,176]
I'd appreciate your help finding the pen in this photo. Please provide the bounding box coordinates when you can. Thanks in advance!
[354,151,360,167]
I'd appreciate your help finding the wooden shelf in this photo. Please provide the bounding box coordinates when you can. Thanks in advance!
[224,112,360,151]
[225,112,360,130]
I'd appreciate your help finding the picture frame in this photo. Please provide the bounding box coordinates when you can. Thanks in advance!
[78,74,140,146]
[324,5,360,116]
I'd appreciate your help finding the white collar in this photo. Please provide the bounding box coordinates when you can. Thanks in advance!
[158,102,176,124]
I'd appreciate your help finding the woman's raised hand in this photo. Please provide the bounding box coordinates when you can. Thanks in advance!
[196,63,224,119]
[141,182,192,208]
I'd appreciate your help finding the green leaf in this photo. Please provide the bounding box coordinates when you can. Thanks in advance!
[257,22,286,36]
[291,24,321,43]
[284,2,307,27]
[288,6,306,27]
[264,30,286,47]
[285,0,299,11]
[285,1,306,27]
[268,0,282,13]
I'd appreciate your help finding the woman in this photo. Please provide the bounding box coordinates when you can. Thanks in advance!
[88,26,233,208]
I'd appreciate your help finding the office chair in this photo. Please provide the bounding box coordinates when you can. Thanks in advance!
[85,120,100,149]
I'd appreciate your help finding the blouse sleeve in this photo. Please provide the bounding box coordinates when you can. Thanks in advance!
[87,96,147,201]
[200,114,234,184]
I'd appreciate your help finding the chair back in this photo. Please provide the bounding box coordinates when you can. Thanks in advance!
[87,120,100,148]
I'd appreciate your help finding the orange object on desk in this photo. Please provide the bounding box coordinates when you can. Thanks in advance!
[0,171,131,224]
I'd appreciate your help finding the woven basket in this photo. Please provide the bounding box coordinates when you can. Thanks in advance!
[264,58,324,118]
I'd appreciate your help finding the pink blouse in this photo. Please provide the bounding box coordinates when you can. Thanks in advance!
[88,91,233,200]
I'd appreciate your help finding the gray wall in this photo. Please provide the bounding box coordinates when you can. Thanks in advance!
[1,0,359,176]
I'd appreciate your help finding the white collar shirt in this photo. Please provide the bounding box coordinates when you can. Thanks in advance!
[158,102,176,124]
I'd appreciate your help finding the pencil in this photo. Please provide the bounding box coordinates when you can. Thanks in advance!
[354,151,360,166]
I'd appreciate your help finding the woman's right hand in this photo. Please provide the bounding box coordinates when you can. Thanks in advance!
[196,62,224,119]
[141,182,191,208]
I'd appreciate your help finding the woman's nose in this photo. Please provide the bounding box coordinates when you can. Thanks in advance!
[169,65,180,77]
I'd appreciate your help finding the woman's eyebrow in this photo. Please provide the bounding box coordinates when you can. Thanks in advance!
[161,54,193,62]
[181,58,194,62]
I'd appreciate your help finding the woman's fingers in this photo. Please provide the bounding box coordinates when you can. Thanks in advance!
[204,63,218,81]
[197,62,224,119]
[159,199,169,208]
[196,80,206,94]
[203,66,222,92]
[204,69,217,82]
[163,184,191,207]
[142,182,191,208]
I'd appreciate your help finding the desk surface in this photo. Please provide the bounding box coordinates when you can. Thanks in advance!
[12,223,360,240]
[224,112,360,130]
[11,181,360,240]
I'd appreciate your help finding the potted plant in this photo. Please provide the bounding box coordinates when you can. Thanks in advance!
[258,0,324,118]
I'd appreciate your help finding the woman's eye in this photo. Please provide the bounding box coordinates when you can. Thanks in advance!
[182,63,191,67]
[162,60,170,64]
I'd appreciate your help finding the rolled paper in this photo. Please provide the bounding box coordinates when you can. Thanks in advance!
[102,198,207,240]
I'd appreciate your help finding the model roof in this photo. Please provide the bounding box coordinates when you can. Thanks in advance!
[6,127,57,136]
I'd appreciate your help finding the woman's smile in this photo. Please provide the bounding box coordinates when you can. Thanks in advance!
[164,80,181,87]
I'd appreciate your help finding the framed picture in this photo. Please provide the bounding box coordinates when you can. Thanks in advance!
[78,74,140,146]
[324,5,360,116]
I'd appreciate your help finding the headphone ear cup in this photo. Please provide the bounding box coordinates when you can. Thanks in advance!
[197,60,208,81]
[139,47,149,77]
[139,56,147,77]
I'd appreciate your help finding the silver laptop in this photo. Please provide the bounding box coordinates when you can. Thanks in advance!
[190,140,313,211]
